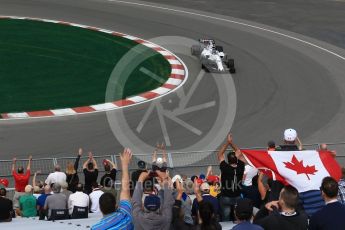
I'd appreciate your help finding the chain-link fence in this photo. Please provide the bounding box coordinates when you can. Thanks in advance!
[1,142,345,199]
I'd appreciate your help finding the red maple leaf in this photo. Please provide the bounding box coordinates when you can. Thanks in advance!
[283,155,318,180]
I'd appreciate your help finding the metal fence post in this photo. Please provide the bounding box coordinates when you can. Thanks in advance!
[168,152,174,168]
[53,158,57,166]
[111,154,118,167]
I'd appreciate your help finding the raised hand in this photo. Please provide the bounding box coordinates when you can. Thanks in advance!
[227,133,233,144]
[78,148,83,156]
[28,155,33,161]
[138,171,150,183]
[176,179,184,195]
[157,143,165,150]
[193,180,202,202]
[265,200,279,211]
[193,180,200,195]
[120,148,132,166]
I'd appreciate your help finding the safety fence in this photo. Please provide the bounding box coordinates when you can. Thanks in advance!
[1,142,345,199]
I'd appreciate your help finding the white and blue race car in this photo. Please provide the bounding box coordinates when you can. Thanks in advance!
[191,39,235,74]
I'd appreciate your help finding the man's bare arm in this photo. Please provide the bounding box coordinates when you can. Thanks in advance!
[217,141,228,162]
[120,148,132,201]
[193,180,203,202]
[32,170,41,187]
[106,159,117,169]
[227,134,247,163]
[27,155,32,170]
[82,158,89,169]
[12,157,16,172]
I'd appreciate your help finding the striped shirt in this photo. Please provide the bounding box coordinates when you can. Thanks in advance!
[91,200,133,230]
[337,179,345,204]
[299,190,325,217]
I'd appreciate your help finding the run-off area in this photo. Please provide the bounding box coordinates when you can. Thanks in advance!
[0,19,171,114]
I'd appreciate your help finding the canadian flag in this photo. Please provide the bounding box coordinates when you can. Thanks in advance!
[241,150,342,192]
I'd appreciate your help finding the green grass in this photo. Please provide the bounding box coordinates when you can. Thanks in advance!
[0,19,171,114]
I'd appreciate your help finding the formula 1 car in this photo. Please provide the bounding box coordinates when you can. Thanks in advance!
[191,39,236,73]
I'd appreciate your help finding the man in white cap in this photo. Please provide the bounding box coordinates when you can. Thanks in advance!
[277,128,302,151]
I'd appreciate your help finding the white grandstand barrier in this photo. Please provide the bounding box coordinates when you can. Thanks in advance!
[0,212,103,230]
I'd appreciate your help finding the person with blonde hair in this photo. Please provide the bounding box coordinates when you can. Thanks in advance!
[33,186,41,199]
[66,148,82,192]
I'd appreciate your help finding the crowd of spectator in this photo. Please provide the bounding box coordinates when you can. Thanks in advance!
[0,129,345,230]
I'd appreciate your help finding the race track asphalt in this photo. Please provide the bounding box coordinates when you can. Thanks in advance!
[1,0,345,160]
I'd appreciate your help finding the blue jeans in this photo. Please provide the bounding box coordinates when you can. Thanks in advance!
[219,195,241,221]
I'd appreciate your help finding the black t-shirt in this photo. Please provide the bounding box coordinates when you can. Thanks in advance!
[254,209,308,230]
[241,186,262,209]
[0,197,13,221]
[277,145,299,151]
[220,160,245,197]
[83,168,98,193]
[100,168,117,188]
[66,173,79,192]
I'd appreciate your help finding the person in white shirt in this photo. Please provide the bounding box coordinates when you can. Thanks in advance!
[68,183,89,215]
[89,182,104,213]
[45,165,67,186]
[242,165,258,187]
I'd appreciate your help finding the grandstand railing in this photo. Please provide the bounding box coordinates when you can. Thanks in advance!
[1,142,344,199]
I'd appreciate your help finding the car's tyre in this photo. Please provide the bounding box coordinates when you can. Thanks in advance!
[191,45,201,56]
[227,59,235,69]
[227,59,235,74]
[202,64,209,72]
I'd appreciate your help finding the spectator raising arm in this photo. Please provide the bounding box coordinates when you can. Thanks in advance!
[106,159,117,170]
[32,170,41,188]
[12,157,16,172]
[27,155,32,171]
[83,157,89,170]
[119,148,132,201]
[172,179,185,229]
[74,148,82,171]
[296,137,303,151]
[158,143,167,163]
[206,166,213,177]
[175,179,184,201]
[258,171,267,200]
[89,152,98,170]
[152,146,158,163]
[218,133,247,163]
[132,170,150,217]
[193,180,203,203]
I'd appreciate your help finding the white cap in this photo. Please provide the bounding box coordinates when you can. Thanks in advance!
[200,182,210,191]
[284,128,297,141]
[156,157,163,164]
[172,175,182,183]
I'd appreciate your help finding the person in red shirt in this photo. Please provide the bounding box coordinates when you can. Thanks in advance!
[12,155,32,209]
